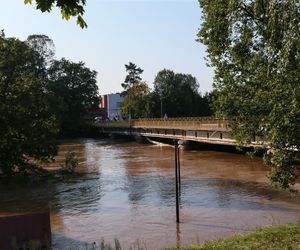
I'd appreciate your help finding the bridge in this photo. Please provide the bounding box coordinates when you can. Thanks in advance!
[94,117,250,147]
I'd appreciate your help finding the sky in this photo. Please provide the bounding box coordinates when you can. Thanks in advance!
[0,0,214,95]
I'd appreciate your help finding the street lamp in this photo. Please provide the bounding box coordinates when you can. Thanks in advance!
[158,88,163,119]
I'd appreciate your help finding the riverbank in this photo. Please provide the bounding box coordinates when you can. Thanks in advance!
[167,221,300,250]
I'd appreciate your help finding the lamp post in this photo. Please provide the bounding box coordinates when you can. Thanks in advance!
[160,98,163,119]
[158,88,163,118]
[128,89,131,124]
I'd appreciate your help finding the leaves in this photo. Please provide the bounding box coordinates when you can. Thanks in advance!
[121,62,144,96]
[0,35,58,176]
[47,58,99,136]
[153,69,210,117]
[121,81,150,119]
[198,0,300,189]
[26,34,55,67]
[0,33,98,176]
[24,0,87,28]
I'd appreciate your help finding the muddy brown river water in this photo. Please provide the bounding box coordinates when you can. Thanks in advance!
[1,138,300,249]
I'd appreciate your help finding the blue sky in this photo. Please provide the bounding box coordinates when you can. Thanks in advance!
[1,0,214,95]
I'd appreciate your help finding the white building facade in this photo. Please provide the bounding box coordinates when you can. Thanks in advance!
[100,93,124,120]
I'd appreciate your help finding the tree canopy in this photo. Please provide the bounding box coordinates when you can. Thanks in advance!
[121,81,150,119]
[26,34,55,67]
[119,62,212,119]
[120,62,144,119]
[121,62,144,96]
[0,32,58,176]
[0,32,99,176]
[198,0,300,189]
[153,69,210,117]
[47,58,99,136]
[24,0,87,28]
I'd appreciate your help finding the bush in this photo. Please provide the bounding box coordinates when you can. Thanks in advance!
[62,151,78,174]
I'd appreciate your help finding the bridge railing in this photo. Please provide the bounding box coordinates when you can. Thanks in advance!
[95,117,228,130]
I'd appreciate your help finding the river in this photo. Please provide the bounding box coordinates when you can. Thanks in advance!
[1,138,300,249]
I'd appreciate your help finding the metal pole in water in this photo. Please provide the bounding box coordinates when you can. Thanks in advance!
[177,142,181,189]
[176,222,181,248]
[174,140,180,223]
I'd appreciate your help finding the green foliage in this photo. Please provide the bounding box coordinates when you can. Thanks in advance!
[47,58,99,136]
[153,69,212,117]
[26,34,55,67]
[0,31,99,176]
[0,33,58,176]
[121,62,144,96]
[24,0,87,28]
[167,222,300,250]
[62,151,79,174]
[121,81,151,119]
[120,64,213,119]
[120,62,145,119]
[198,0,300,189]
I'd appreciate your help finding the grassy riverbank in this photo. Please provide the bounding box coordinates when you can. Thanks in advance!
[167,222,300,250]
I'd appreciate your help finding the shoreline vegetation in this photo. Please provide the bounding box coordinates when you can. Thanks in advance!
[0,150,79,182]
[167,221,300,250]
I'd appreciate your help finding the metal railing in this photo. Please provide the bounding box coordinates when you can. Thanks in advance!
[95,117,228,130]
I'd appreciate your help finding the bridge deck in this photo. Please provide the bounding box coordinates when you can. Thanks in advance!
[94,117,262,148]
[95,118,243,146]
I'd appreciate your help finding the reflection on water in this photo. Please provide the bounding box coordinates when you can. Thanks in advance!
[1,138,300,249]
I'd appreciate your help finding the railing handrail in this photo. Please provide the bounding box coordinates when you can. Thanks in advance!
[129,116,225,121]
[94,117,228,130]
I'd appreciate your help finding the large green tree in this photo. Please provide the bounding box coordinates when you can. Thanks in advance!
[121,62,144,119]
[24,0,87,28]
[153,69,209,117]
[198,0,300,189]
[121,62,144,96]
[47,58,99,136]
[0,32,58,176]
[26,34,55,67]
[121,81,151,119]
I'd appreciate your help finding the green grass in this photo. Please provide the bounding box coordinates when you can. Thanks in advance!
[167,222,300,250]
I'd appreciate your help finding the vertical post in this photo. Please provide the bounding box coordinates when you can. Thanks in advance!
[176,222,181,248]
[174,140,180,223]
[160,98,163,119]
[177,143,181,189]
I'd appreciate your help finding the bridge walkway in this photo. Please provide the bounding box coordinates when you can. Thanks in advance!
[94,117,243,146]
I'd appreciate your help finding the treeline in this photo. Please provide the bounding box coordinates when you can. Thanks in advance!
[0,32,99,176]
[0,32,214,177]
[120,62,213,119]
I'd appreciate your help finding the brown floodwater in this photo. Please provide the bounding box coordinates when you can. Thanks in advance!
[1,138,300,249]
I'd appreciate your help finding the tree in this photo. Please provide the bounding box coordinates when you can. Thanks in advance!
[121,81,150,119]
[121,62,144,119]
[47,58,99,136]
[198,0,300,189]
[121,62,144,96]
[0,32,58,176]
[24,0,87,28]
[153,69,208,117]
[199,92,213,117]
[26,34,55,67]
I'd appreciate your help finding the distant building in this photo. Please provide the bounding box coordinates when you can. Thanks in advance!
[100,93,124,120]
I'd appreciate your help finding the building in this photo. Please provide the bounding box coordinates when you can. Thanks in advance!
[100,93,124,120]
